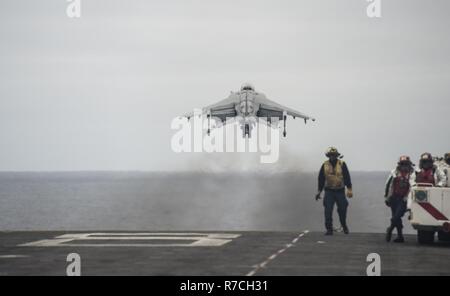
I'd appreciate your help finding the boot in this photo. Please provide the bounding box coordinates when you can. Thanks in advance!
[393,228,404,243]
[338,210,348,235]
[386,226,394,242]
[342,225,349,234]
[325,229,333,236]
[393,236,404,243]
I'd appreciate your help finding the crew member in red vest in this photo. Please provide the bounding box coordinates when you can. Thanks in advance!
[416,153,447,187]
[438,153,450,186]
[384,156,416,243]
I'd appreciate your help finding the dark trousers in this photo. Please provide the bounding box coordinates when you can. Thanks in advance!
[389,197,407,232]
[324,189,348,231]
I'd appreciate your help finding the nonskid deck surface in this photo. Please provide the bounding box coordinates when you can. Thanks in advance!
[0,231,449,276]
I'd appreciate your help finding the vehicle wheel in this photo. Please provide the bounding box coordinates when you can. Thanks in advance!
[438,231,450,242]
[418,230,435,244]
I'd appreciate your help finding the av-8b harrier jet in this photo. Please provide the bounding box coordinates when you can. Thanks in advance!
[184,83,316,138]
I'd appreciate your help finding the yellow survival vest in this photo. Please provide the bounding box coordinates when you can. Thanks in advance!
[324,160,345,190]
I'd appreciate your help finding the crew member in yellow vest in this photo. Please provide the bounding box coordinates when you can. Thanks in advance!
[316,147,353,235]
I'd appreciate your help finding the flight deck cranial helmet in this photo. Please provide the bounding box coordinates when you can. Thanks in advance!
[445,152,450,165]
[240,83,255,92]
[397,155,413,171]
[325,147,340,158]
[419,152,433,169]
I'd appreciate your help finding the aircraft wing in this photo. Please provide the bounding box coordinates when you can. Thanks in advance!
[256,96,316,122]
[183,94,239,123]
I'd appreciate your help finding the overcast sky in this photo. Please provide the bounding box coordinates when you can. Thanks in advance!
[0,0,449,172]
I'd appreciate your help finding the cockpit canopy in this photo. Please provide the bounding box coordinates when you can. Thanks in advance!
[240,83,255,92]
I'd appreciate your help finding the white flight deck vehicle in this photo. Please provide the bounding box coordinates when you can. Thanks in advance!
[183,83,315,138]
[408,184,450,244]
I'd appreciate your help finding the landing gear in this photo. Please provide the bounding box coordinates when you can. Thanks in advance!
[417,230,435,244]
[244,124,250,138]
[283,115,287,137]
[207,114,211,136]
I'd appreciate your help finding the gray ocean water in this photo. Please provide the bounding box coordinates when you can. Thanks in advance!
[0,172,411,233]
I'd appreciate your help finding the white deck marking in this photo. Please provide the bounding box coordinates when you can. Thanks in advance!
[268,254,277,260]
[246,230,309,276]
[19,233,240,247]
[0,255,29,258]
